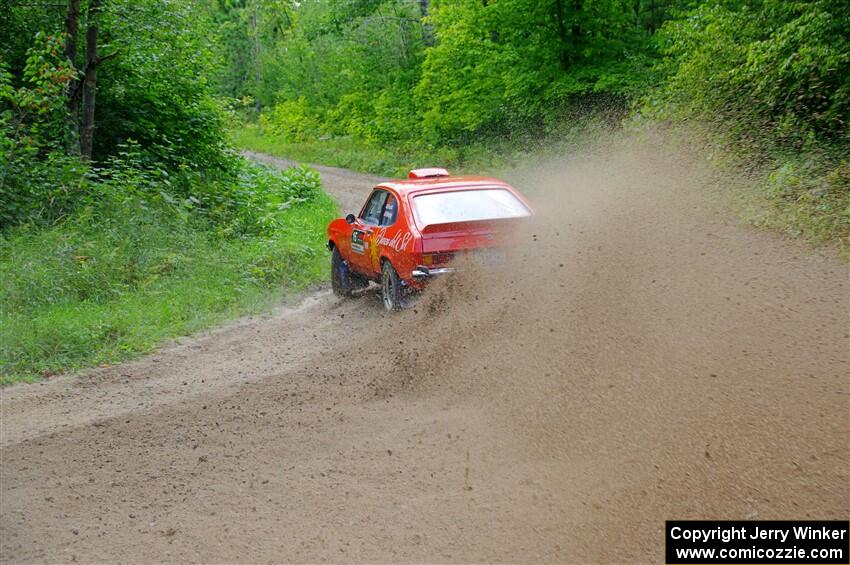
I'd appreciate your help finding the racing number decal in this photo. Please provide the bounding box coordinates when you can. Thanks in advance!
[351,230,367,254]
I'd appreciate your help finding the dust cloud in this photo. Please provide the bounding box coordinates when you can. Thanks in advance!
[359,129,849,560]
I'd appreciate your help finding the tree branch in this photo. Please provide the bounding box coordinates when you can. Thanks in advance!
[94,51,119,66]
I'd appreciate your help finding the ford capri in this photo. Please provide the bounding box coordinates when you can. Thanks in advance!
[327,168,533,311]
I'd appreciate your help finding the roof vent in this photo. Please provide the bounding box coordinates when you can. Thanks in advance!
[408,167,449,179]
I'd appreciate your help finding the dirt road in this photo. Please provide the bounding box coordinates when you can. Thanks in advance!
[2,139,848,563]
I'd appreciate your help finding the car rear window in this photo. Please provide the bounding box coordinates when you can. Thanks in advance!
[412,189,530,226]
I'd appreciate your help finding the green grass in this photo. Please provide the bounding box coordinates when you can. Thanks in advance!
[0,191,337,386]
[741,152,849,256]
[231,123,530,179]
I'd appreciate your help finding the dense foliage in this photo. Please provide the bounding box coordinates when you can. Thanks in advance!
[651,0,849,144]
[212,0,678,144]
[211,0,848,147]
[92,0,230,171]
[1,1,233,229]
[1,32,80,227]
[0,0,333,237]
[0,0,335,382]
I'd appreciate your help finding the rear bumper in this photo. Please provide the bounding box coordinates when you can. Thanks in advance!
[411,265,455,279]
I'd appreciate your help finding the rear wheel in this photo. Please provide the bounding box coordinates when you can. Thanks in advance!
[331,247,352,297]
[381,261,417,311]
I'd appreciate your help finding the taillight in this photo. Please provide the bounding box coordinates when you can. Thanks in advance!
[422,252,454,266]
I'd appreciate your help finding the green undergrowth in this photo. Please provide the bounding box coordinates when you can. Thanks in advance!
[0,171,337,386]
[231,123,544,179]
[742,148,849,255]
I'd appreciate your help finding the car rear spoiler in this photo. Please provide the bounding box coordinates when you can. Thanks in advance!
[419,217,525,235]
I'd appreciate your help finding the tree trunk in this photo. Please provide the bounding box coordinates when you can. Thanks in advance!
[634,0,641,30]
[554,0,569,70]
[64,0,80,83]
[64,0,81,154]
[568,0,582,64]
[419,0,433,46]
[648,0,658,33]
[80,0,102,162]
[252,6,261,114]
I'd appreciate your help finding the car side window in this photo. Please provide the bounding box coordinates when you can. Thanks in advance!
[380,194,398,226]
[360,190,388,225]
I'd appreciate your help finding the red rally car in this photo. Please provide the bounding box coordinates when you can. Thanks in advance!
[327,168,533,311]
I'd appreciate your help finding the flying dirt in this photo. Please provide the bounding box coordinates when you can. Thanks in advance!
[1,134,848,562]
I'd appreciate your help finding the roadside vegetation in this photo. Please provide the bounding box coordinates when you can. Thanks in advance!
[0,157,335,384]
[232,119,609,179]
[0,2,336,384]
[223,0,848,248]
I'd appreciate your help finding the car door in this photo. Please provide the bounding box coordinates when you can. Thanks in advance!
[368,192,408,272]
[349,189,388,275]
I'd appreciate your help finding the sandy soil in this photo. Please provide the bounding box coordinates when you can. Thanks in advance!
[1,138,847,563]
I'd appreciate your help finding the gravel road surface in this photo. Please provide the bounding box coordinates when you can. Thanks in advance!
[2,141,847,563]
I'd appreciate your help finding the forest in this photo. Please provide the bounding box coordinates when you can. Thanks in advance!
[1,0,848,383]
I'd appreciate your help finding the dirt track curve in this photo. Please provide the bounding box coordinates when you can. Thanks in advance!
[2,140,848,563]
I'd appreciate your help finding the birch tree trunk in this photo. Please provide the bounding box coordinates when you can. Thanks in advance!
[64,0,81,154]
[80,0,103,162]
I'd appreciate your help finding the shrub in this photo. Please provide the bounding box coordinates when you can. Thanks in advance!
[0,152,336,383]
[0,33,81,229]
[260,97,322,143]
[649,0,850,145]
[91,0,233,172]
[191,160,323,237]
[0,187,337,383]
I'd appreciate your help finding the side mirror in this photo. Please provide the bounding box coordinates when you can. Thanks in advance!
[345,213,356,224]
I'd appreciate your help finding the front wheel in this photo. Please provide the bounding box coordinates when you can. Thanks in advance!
[381,261,417,311]
[331,247,352,297]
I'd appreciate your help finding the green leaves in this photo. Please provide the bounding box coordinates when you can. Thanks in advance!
[0,32,83,230]
[240,0,670,146]
[260,97,322,142]
[184,158,323,237]
[92,0,230,170]
[648,0,850,144]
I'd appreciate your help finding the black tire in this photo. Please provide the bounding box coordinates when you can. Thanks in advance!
[381,261,401,311]
[331,246,353,297]
[381,261,418,311]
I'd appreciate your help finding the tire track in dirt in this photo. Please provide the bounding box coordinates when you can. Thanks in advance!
[1,139,847,563]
